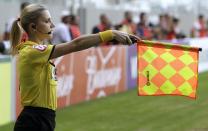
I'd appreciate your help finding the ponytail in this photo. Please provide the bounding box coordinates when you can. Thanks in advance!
[10,19,22,56]
[9,4,47,56]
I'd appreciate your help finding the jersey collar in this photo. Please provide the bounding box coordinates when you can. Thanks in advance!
[17,40,38,50]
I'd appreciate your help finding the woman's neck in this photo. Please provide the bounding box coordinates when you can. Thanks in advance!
[28,35,43,44]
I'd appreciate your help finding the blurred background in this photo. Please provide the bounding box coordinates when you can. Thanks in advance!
[1,0,208,131]
[1,0,208,36]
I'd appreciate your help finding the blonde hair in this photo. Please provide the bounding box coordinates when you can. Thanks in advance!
[10,4,47,55]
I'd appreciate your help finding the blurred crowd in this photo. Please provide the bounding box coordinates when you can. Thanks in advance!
[93,11,208,41]
[1,2,208,54]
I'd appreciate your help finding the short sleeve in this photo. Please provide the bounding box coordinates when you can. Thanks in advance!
[26,44,55,64]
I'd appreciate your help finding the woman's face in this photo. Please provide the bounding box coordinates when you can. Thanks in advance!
[35,10,55,40]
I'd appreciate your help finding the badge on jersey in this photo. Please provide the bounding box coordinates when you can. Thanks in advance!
[50,62,57,81]
[51,66,57,81]
[33,45,47,51]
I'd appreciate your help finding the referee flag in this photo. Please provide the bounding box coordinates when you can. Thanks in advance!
[138,40,200,98]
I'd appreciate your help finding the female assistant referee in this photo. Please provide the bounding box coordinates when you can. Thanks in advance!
[10,4,140,131]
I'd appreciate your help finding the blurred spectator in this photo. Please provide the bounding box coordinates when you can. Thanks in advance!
[149,14,166,40]
[3,2,30,41]
[160,14,168,32]
[151,25,163,40]
[163,14,173,40]
[191,14,207,38]
[165,17,176,40]
[0,41,10,54]
[51,10,72,44]
[0,42,5,54]
[117,11,136,34]
[69,14,81,39]
[159,14,171,40]
[136,12,152,40]
[92,14,112,34]
[92,14,113,45]
[168,17,186,39]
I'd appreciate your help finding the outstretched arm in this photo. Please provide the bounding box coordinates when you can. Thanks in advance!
[50,30,140,59]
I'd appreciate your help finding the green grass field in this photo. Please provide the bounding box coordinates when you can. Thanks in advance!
[1,71,208,131]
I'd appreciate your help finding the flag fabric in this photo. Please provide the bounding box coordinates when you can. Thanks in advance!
[137,40,200,98]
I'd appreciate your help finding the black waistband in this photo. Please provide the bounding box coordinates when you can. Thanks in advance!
[23,106,55,116]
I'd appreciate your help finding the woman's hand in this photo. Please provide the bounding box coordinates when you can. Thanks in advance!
[112,30,141,45]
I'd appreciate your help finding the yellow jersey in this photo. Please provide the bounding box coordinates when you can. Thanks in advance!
[17,41,57,110]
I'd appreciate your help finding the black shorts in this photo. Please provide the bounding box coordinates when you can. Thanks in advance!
[14,106,56,131]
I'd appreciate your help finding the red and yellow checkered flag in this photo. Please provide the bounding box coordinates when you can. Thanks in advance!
[138,40,201,98]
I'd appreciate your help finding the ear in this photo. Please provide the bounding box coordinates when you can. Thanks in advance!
[32,24,36,29]
[29,23,36,30]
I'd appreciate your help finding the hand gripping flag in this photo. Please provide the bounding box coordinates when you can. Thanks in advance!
[138,40,201,99]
